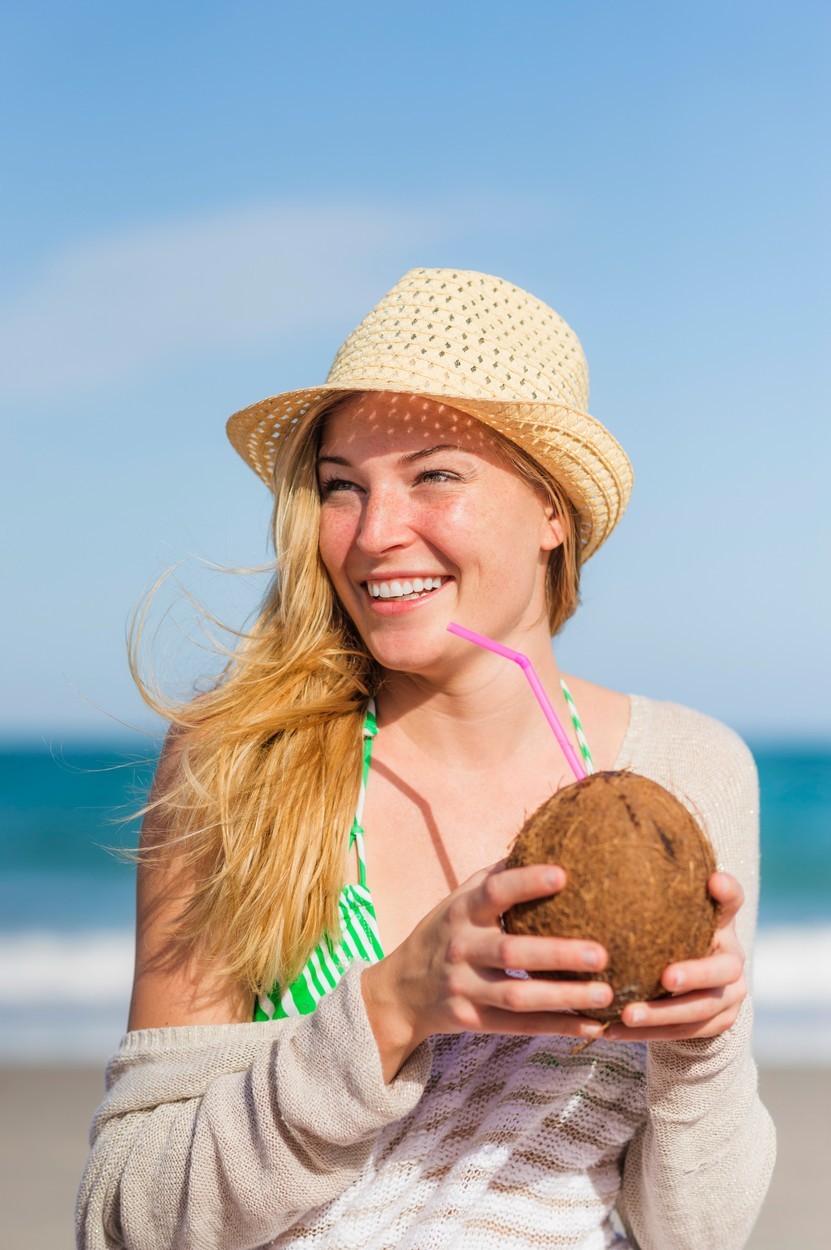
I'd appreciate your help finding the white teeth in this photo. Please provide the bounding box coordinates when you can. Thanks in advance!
[366,576,447,600]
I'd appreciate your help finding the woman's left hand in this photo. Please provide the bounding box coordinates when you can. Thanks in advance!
[604,871,747,1042]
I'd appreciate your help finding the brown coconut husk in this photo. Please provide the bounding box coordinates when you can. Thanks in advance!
[503,771,718,1021]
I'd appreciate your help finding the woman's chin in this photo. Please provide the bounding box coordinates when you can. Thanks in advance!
[360,626,454,679]
[371,644,446,678]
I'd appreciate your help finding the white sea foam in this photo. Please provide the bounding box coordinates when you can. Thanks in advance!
[0,925,829,1063]
[0,931,134,1062]
[1,926,830,1005]
[0,930,134,1004]
[752,926,831,1006]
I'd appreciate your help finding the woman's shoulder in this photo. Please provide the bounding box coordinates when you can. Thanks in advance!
[620,692,757,782]
[562,677,755,780]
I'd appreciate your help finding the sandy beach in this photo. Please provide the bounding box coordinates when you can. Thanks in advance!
[1,1063,827,1249]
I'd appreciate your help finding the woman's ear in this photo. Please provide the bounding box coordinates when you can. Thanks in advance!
[541,509,565,552]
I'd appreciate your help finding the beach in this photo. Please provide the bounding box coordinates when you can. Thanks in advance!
[1,743,828,1245]
[2,1061,827,1249]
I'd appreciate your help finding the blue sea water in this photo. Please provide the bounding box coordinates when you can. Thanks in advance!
[0,737,829,1062]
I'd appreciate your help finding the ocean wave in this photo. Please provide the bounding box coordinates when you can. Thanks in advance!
[753,926,831,1005]
[0,925,829,1006]
[0,930,134,1003]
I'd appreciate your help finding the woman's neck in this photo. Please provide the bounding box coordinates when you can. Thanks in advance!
[373,639,578,774]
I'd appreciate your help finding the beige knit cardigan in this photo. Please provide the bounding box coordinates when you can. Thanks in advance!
[76,696,776,1249]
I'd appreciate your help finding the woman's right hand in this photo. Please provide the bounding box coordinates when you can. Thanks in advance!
[361,861,613,1082]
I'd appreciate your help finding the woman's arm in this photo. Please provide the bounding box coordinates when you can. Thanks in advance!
[612,706,776,1250]
[613,875,774,1248]
[76,966,430,1250]
[77,731,431,1250]
[126,728,252,1031]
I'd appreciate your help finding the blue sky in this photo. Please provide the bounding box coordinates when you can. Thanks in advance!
[1,1,828,739]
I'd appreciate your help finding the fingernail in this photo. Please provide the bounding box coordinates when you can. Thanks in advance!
[581,949,601,969]
[628,1007,645,1025]
[590,985,611,1006]
[543,868,561,890]
[668,970,684,990]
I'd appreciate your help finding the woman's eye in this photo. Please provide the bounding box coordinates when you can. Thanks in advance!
[418,469,460,484]
[320,469,463,496]
[319,477,360,496]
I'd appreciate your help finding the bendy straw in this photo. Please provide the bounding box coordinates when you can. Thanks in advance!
[447,622,587,782]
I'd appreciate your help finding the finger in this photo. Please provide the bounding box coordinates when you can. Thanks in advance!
[605,1006,740,1043]
[470,930,608,975]
[613,983,745,1031]
[456,857,511,891]
[473,1006,610,1042]
[459,863,501,892]
[661,949,745,995]
[708,871,744,926]
[469,863,566,924]
[477,970,615,1017]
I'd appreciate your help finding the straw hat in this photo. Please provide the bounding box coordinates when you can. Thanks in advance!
[226,267,632,558]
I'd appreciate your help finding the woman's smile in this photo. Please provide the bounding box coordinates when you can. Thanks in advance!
[365,574,451,600]
[362,574,454,611]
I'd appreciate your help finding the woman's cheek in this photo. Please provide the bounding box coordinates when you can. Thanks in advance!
[414,494,478,544]
[318,508,358,573]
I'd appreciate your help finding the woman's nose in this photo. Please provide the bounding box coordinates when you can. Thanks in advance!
[354,487,413,554]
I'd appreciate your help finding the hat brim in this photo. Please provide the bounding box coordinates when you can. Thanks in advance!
[226,385,632,560]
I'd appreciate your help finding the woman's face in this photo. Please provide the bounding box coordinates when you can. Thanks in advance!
[316,392,562,677]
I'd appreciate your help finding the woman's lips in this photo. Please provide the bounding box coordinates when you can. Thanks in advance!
[365,575,451,600]
[361,576,454,613]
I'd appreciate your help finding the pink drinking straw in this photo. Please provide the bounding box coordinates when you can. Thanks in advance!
[447,621,587,782]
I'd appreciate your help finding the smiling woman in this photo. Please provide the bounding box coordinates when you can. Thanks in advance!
[76,268,775,1250]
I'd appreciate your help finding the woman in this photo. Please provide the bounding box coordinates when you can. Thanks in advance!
[77,268,775,1249]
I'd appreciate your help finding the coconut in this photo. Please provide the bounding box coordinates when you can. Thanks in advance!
[503,771,718,1021]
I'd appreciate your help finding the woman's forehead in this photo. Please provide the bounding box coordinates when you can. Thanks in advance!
[318,391,497,458]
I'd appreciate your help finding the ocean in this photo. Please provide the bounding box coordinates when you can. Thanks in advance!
[1,738,829,1064]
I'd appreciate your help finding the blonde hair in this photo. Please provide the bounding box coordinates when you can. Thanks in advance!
[485,428,583,636]
[131,397,582,996]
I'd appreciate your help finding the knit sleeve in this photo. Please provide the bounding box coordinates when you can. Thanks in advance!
[615,699,776,1250]
[75,963,431,1250]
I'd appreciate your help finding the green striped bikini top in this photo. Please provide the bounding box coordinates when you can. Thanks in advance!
[254,682,594,1021]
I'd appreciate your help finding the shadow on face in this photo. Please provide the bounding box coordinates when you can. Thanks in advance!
[318,390,535,475]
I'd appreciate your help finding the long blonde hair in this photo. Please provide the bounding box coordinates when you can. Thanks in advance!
[131,397,582,995]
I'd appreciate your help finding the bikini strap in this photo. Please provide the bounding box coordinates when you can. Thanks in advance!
[559,679,595,774]
[348,698,377,883]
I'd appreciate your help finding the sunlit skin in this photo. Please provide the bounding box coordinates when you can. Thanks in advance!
[314,392,747,1081]
[317,391,563,686]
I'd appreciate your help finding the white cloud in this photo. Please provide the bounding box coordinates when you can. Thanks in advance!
[0,199,450,399]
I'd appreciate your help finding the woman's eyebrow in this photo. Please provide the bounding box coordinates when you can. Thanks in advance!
[317,444,466,468]
[317,453,352,467]
[402,443,465,464]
